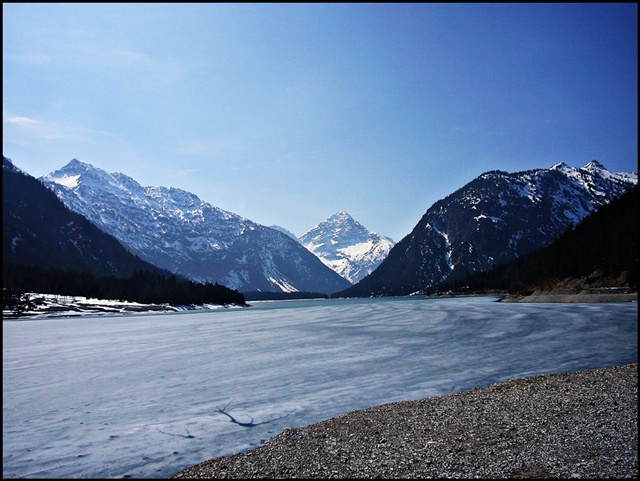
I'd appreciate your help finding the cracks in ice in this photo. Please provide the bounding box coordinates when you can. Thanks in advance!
[157,428,195,439]
[215,401,293,428]
[153,400,294,439]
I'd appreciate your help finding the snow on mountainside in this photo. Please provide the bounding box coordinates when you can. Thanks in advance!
[40,160,351,294]
[300,212,394,284]
[339,160,637,297]
[3,156,162,278]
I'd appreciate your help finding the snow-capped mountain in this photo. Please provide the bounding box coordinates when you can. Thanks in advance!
[299,212,394,284]
[40,159,351,294]
[338,160,637,297]
[3,157,161,278]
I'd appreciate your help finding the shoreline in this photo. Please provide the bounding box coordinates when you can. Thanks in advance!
[4,289,636,319]
[172,363,638,478]
[426,290,637,303]
[1,292,245,320]
[500,289,637,303]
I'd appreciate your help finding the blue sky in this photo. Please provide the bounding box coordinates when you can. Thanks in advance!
[3,3,637,241]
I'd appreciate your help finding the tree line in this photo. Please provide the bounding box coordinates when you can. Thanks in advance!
[3,263,247,309]
[243,291,330,301]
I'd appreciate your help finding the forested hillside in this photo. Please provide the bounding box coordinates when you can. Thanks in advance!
[3,264,246,308]
[438,185,638,294]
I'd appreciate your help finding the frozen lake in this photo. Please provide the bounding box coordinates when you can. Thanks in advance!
[3,296,637,478]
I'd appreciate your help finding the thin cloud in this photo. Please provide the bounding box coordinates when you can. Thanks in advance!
[3,114,42,127]
[175,168,198,177]
[3,113,67,140]
[3,112,115,141]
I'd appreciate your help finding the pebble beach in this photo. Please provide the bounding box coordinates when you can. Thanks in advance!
[172,362,638,479]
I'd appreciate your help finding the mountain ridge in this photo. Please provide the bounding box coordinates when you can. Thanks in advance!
[337,160,637,297]
[3,156,160,277]
[41,159,351,294]
[443,184,638,299]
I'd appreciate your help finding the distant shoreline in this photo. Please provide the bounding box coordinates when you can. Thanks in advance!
[425,289,637,303]
[4,289,637,319]
[500,289,637,303]
[1,292,245,320]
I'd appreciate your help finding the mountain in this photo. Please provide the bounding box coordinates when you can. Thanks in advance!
[41,159,351,294]
[269,225,301,243]
[441,184,638,294]
[337,161,637,297]
[299,212,394,284]
[3,156,161,277]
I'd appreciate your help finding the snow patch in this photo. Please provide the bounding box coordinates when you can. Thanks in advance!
[473,214,503,223]
[50,174,81,189]
[267,277,298,293]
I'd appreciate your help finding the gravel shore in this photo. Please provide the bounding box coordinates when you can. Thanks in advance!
[172,363,637,479]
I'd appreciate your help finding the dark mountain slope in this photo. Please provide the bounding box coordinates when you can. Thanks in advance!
[3,156,246,307]
[441,184,638,294]
[336,161,636,297]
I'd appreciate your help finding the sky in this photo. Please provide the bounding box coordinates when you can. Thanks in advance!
[3,3,638,242]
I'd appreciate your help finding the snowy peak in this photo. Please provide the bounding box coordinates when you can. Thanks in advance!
[43,159,145,196]
[302,211,371,248]
[39,159,351,294]
[550,161,572,173]
[329,211,356,223]
[53,158,92,174]
[300,212,394,284]
[44,159,96,188]
[582,159,607,173]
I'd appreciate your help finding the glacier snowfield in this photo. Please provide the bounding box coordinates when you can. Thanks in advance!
[3,296,637,478]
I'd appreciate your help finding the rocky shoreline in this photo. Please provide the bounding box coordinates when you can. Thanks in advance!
[172,363,638,479]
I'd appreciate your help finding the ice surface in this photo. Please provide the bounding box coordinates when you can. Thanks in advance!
[3,296,637,478]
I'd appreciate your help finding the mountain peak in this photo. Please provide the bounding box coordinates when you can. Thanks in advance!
[582,160,607,172]
[43,158,108,190]
[300,213,394,284]
[550,161,571,171]
[65,158,93,170]
[330,211,353,221]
